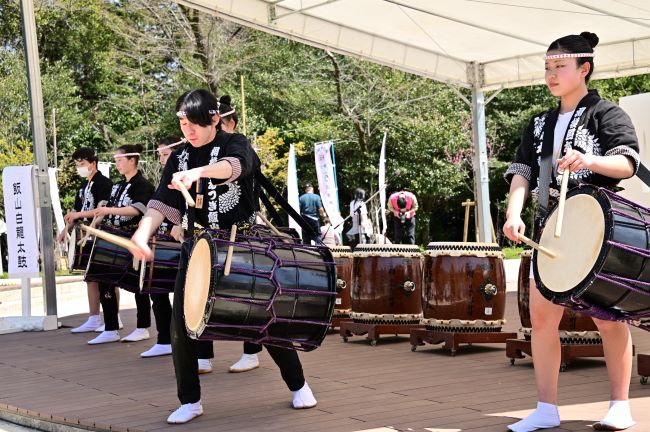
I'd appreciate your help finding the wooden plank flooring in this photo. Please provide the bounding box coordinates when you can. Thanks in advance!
[1,292,649,432]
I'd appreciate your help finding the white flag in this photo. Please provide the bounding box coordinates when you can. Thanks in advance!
[379,131,388,234]
[287,144,302,237]
[315,141,344,236]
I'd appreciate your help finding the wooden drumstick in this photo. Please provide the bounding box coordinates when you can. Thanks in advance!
[80,224,138,252]
[517,233,556,259]
[256,211,288,238]
[78,215,100,246]
[555,149,573,238]
[173,179,195,207]
[223,224,237,276]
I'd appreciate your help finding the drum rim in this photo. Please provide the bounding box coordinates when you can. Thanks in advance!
[184,232,217,338]
[533,185,613,302]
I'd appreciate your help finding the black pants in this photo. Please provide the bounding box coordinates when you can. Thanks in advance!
[172,241,304,404]
[244,341,263,355]
[151,294,172,344]
[393,216,416,244]
[301,216,320,245]
[98,284,151,330]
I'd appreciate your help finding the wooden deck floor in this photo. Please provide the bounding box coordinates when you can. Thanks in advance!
[1,292,649,432]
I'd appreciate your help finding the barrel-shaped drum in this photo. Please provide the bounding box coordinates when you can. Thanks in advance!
[518,249,599,343]
[350,244,423,324]
[422,242,506,331]
[330,246,352,317]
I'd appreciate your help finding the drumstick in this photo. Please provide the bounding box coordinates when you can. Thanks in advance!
[223,224,237,276]
[517,233,556,259]
[80,224,137,252]
[132,256,140,271]
[173,180,195,207]
[78,215,100,246]
[256,211,289,238]
[555,149,573,238]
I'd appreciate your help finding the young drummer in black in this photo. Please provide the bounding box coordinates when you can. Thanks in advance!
[89,144,155,345]
[57,148,113,333]
[130,89,317,424]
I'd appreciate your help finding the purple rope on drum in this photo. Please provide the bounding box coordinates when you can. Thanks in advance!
[187,228,337,351]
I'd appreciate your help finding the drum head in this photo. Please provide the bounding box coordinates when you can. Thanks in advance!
[537,193,605,293]
[184,238,212,333]
[67,228,77,270]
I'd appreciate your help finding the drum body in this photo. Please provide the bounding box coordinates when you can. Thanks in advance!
[518,249,599,341]
[134,234,181,295]
[422,243,506,331]
[85,225,138,292]
[184,227,336,351]
[535,185,650,324]
[330,246,352,316]
[68,225,93,271]
[350,244,423,323]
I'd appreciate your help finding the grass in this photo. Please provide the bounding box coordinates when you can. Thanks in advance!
[502,246,524,260]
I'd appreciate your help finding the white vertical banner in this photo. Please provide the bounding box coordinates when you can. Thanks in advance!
[379,132,388,235]
[287,144,302,237]
[2,166,40,277]
[314,141,344,234]
[48,168,65,236]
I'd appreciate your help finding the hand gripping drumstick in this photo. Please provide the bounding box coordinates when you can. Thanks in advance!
[173,180,195,207]
[80,224,138,253]
[78,215,101,246]
[517,233,556,259]
[555,149,573,238]
[223,225,237,276]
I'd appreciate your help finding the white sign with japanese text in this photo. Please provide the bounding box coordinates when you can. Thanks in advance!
[2,166,39,277]
[314,142,344,233]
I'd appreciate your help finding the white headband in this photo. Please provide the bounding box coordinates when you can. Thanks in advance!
[220,108,236,117]
[158,138,187,151]
[176,108,220,118]
[545,52,594,60]
[114,152,141,159]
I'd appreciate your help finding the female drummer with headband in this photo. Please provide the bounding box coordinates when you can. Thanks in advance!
[89,144,155,345]
[503,32,639,432]
[130,89,317,424]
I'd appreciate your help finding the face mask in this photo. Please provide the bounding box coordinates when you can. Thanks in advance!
[76,166,90,178]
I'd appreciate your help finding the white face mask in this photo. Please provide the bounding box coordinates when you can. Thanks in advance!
[76,166,90,178]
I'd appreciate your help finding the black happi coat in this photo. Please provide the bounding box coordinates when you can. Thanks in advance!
[105,171,155,230]
[148,130,259,231]
[73,171,113,220]
[505,90,640,203]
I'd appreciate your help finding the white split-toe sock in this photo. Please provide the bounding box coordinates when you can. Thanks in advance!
[88,330,120,345]
[141,343,172,358]
[198,359,213,374]
[593,400,636,431]
[70,315,102,333]
[121,328,150,342]
[507,401,560,432]
[229,354,260,372]
[292,382,317,409]
[95,315,123,332]
[167,401,203,424]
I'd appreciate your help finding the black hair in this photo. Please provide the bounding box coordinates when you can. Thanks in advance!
[396,195,407,209]
[72,147,98,164]
[218,94,239,126]
[354,188,366,201]
[175,89,220,127]
[116,144,143,164]
[323,216,331,225]
[547,31,599,83]
[158,136,181,147]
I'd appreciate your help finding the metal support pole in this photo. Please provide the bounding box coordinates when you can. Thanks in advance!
[471,86,492,243]
[20,0,57,316]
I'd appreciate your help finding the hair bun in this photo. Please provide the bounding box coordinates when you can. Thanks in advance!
[219,94,232,106]
[134,144,144,153]
[580,31,599,49]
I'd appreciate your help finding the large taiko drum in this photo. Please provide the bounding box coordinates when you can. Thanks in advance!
[350,244,423,324]
[84,225,137,290]
[183,227,337,351]
[330,246,352,318]
[422,243,506,332]
[534,185,650,330]
[133,234,181,295]
[518,249,599,343]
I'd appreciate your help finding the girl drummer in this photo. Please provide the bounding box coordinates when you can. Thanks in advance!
[89,144,155,345]
[503,32,639,432]
[130,89,317,424]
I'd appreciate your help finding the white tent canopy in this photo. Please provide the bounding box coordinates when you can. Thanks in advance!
[177,0,650,240]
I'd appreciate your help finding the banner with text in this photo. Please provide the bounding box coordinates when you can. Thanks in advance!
[315,141,344,234]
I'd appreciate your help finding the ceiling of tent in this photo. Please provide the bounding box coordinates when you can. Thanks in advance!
[176,0,650,90]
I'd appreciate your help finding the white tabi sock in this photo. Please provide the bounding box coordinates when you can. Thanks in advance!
[507,401,560,432]
[593,400,635,431]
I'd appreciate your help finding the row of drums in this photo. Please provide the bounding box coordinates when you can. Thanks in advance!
[331,243,597,337]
